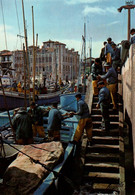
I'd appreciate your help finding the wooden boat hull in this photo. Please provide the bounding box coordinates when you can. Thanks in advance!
[0,91,60,110]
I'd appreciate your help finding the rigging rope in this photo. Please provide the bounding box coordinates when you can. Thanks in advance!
[15,0,22,49]
[0,0,8,50]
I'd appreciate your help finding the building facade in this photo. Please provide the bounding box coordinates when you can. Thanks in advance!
[29,40,80,85]
[0,40,80,86]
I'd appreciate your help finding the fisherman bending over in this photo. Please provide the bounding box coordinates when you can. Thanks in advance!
[47,102,69,141]
[98,63,118,110]
[12,107,33,145]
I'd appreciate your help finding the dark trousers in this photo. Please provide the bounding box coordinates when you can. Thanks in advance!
[100,103,110,131]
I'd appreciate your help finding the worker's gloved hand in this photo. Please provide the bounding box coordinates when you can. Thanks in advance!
[69,112,75,117]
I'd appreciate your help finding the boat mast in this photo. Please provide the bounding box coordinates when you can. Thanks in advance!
[21,0,31,104]
[89,37,92,73]
[83,22,86,93]
[118,1,135,41]
[36,33,38,84]
[32,6,36,102]
[23,43,27,110]
[55,49,58,91]
[0,0,7,50]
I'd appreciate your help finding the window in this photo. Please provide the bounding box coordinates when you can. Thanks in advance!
[49,57,52,62]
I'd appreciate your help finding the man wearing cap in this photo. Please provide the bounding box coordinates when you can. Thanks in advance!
[98,63,118,110]
[91,58,102,96]
[70,93,93,145]
[96,81,110,131]
[111,43,121,71]
[29,102,46,138]
[100,41,107,62]
[47,102,69,141]
[12,80,17,92]
[104,37,113,64]
[12,107,33,144]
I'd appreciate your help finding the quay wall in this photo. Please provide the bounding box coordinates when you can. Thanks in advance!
[122,44,135,169]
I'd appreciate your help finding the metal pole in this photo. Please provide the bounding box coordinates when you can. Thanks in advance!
[32,6,36,102]
[128,9,131,41]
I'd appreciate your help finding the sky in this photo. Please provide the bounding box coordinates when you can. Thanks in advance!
[0,0,135,57]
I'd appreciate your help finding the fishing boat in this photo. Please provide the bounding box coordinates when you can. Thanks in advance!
[0,84,70,110]
[0,93,80,194]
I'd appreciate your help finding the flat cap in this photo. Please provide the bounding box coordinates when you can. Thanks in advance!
[75,92,81,98]
[97,81,105,86]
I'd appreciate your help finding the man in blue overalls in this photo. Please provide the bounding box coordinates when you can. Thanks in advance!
[96,81,110,132]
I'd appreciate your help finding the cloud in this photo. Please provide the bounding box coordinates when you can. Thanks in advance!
[0,25,13,31]
[107,21,120,26]
[83,6,117,15]
[65,0,107,5]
